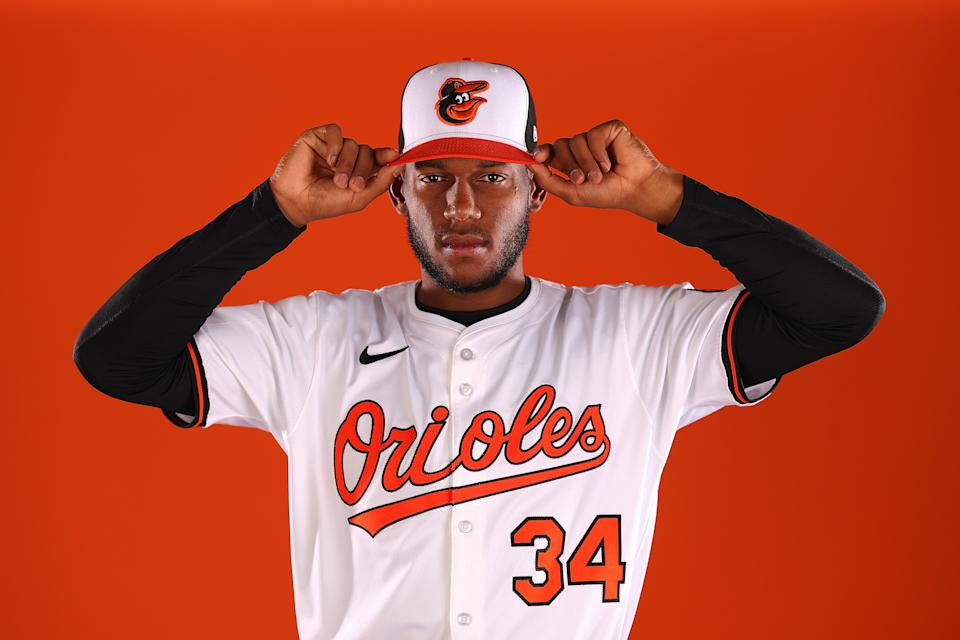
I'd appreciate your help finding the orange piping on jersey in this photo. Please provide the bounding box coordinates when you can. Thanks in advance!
[726,291,750,404]
[186,340,204,426]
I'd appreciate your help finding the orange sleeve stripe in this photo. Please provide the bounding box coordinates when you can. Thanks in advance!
[725,291,750,404]
[186,339,205,426]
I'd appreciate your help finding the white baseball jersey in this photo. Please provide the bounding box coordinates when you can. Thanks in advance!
[166,275,779,639]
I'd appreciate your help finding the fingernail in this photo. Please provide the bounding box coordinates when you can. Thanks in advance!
[351,176,365,190]
[329,154,339,166]
[587,170,601,183]
[335,173,347,188]
[570,169,584,183]
[600,161,611,172]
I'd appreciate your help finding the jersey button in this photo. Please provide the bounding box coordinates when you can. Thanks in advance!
[458,520,473,533]
[459,347,474,360]
[459,383,473,396]
[456,613,472,626]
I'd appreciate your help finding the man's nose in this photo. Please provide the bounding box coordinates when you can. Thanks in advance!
[444,179,480,222]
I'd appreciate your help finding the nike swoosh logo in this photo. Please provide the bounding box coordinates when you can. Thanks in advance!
[359,345,409,365]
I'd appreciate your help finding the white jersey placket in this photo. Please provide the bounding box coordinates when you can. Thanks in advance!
[404,278,542,639]
[447,327,486,640]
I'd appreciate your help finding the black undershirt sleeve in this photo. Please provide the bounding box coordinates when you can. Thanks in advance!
[656,174,885,388]
[73,178,305,420]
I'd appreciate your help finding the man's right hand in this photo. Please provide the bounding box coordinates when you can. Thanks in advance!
[268,124,401,228]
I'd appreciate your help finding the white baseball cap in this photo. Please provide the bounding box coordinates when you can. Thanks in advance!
[385,58,539,167]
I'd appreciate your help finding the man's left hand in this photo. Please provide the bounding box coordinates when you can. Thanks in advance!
[530,120,684,226]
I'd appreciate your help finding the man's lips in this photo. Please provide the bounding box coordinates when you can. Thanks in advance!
[441,234,487,256]
[442,233,485,245]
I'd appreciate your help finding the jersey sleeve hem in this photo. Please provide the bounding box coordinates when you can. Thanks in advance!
[720,288,782,405]
[160,337,211,428]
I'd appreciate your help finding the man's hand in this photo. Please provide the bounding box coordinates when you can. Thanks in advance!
[529,120,684,226]
[269,123,402,228]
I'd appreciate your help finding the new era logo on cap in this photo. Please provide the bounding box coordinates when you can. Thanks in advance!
[387,58,538,167]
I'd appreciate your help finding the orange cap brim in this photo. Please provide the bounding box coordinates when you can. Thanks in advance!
[385,137,538,167]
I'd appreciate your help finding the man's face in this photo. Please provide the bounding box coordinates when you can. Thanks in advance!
[393,157,545,294]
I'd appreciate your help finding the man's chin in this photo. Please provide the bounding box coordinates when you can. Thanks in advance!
[436,264,505,294]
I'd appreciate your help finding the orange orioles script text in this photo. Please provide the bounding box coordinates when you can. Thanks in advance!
[334,384,611,537]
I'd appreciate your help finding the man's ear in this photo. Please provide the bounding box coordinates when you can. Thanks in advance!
[528,170,548,213]
[388,172,409,217]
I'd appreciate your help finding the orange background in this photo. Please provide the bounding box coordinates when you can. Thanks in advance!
[3,0,956,637]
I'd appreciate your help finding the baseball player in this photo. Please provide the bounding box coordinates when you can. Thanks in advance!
[74,59,885,639]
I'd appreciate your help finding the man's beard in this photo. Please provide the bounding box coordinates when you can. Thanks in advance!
[407,211,530,294]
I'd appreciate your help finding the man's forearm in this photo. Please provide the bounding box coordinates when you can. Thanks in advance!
[73,178,306,415]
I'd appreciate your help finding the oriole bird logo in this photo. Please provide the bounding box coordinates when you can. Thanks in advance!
[435,77,489,126]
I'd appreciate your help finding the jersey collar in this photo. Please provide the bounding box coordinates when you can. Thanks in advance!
[405,275,543,333]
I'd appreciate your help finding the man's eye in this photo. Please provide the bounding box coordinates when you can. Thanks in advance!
[419,175,444,183]
[481,174,505,183]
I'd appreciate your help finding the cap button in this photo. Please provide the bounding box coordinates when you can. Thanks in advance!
[462,57,474,61]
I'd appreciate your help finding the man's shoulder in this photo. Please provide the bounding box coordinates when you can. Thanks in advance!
[536,276,743,318]
[294,280,410,315]
[535,276,673,302]
[530,277,666,322]
[301,279,415,302]
[214,281,413,322]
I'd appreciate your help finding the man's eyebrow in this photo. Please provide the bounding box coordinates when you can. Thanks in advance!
[413,160,508,170]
